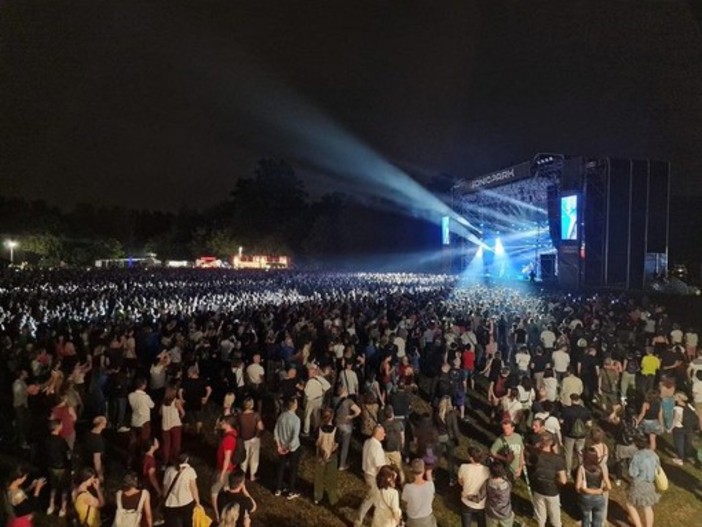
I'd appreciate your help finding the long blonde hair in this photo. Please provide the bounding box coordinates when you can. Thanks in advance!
[219,502,240,527]
[437,396,452,423]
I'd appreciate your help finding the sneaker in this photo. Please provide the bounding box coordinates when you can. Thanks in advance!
[672,458,684,466]
[274,490,283,497]
[47,506,55,515]
[118,426,130,433]
[615,479,622,487]
[339,465,349,471]
[59,509,66,518]
[286,492,300,500]
[314,499,321,505]
[154,520,165,526]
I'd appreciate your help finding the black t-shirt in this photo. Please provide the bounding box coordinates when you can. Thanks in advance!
[580,355,599,379]
[514,328,527,345]
[217,490,254,527]
[83,432,105,463]
[382,419,404,452]
[660,348,678,370]
[531,451,566,496]
[280,377,301,400]
[530,355,548,374]
[561,404,592,438]
[389,390,411,417]
[181,377,207,411]
[44,435,70,469]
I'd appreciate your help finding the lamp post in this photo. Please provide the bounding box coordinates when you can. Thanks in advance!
[5,240,18,264]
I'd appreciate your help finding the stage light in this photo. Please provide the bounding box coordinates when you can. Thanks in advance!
[476,245,483,258]
[495,238,504,256]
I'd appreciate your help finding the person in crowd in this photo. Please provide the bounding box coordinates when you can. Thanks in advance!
[51,392,77,451]
[640,347,660,395]
[530,432,566,527]
[114,472,153,527]
[5,466,46,527]
[179,366,211,437]
[142,438,163,503]
[561,393,592,476]
[303,365,331,437]
[457,446,490,527]
[560,367,583,407]
[43,419,70,516]
[163,453,200,527]
[335,384,362,471]
[575,447,611,527]
[636,389,663,451]
[73,467,105,527]
[84,416,107,482]
[245,352,265,413]
[238,396,264,481]
[533,401,562,448]
[274,396,302,500]
[402,458,436,527]
[692,369,702,430]
[371,465,402,527]
[211,414,240,518]
[355,424,387,527]
[12,369,33,449]
[216,472,256,527]
[551,346,570,384]
[313,407,340,506]
[670,392,698,465]
[626,436,661,527]
[487,368,510,419]
[598,357,619,411]
[150,352,171,405]
[658,375,677,431]
[514,346,532,379]
[435,395,461,485]
[540,369,558,403]
[361,388,382,438]
[160,385,184,466]
[382,405,405,485]
[128,377,155,463]
[490,419,524,480]
[500,388,523,427]
[485,461,513,527]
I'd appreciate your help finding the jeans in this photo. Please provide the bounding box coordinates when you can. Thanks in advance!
[620,372,636,399]
[276,448,301,492]
[161,426,182,465]
[110,397,127,428]
[337,424,353,468]
[532,492,562,527]
[164,501,195,527]
[460,503,486,527]
[672,427,694,459]
[14,405,29,445]
[579,494,605,527]
[563,437,585,476]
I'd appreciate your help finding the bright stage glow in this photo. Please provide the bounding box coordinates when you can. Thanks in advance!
[494,238,505,256]
[476,245,483,257]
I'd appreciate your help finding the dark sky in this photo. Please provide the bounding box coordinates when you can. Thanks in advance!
[2,0,702,211]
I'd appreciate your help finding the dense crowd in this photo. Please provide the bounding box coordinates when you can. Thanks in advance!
[1,269,701,527]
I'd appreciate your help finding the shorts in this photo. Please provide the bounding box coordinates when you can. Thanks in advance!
[48,468,68,491]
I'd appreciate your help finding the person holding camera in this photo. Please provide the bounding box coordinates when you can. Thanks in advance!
[5,466,46,527]
[489,419,524,479]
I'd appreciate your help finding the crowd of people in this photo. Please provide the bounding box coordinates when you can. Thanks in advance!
[1,269,701,527]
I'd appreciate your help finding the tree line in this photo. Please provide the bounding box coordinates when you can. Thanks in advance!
[1,159,443,269]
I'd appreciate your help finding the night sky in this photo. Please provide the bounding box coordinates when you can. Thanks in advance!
[2,0,702,210]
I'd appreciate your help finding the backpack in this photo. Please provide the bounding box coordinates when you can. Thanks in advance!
[316,426,337,463]
[231,430,247,466]
[112,490,147,527]
[682,404,700,432]
[571,416,587,439]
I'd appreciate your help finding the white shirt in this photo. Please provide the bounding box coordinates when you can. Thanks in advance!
[670,329,683,344]
[515,352,531,371]
[339,368,359,395]
[161,402,182,431]
[128,389,154,427]
[541,330,556,348]
[150,363,167,390]
[168,346,182,364]
[685,332,698,348]
[304,376,330,401]
[458,463,490,508]
[246,363,265,385]
[362,437,387,478]
[163,464,197,507]
[552,349,570,373]
[393,336,406,358]
[692,379,702,404]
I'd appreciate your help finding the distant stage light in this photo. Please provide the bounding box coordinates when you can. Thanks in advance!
[495,238,505,256]
[476,245,483,258]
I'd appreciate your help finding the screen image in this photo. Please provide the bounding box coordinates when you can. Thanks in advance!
[560,195,578,240]
[441,216,450,245]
